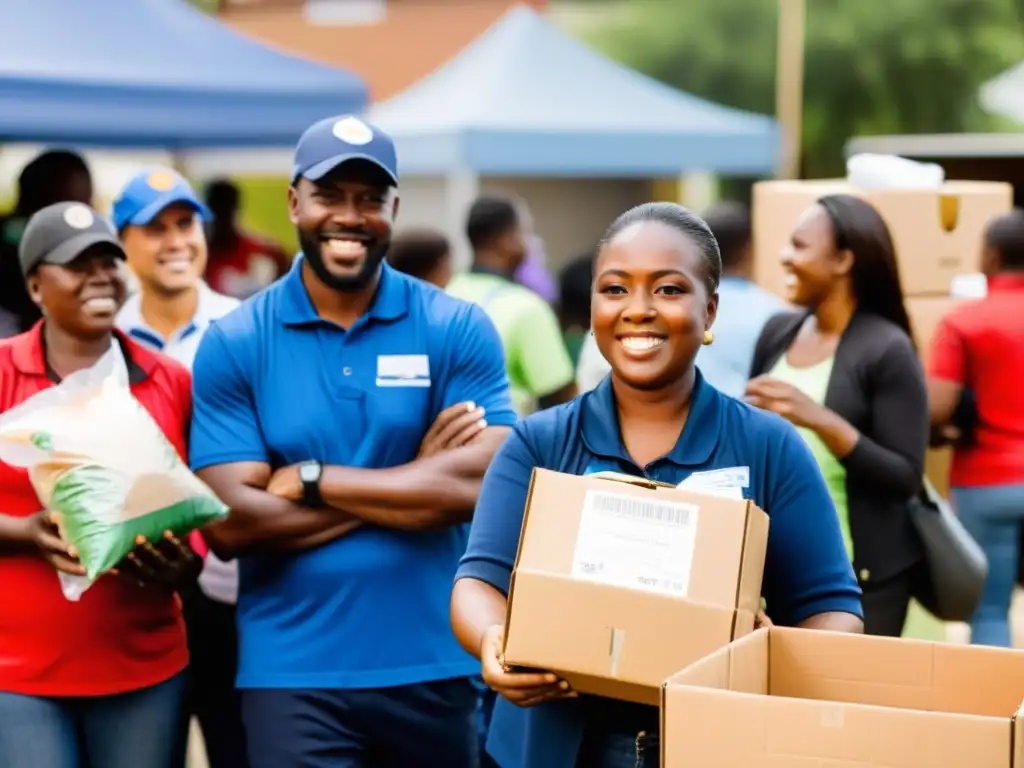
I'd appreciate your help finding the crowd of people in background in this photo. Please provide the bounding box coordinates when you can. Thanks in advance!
[0,120,1021,768]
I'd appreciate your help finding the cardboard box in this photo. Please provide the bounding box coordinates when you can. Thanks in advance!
[502,469,769,705]
[663,627,1024,767]
[753,180,1012,298]
[907,295,971,366]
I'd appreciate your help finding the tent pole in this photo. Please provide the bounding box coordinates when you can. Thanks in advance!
[775,0,806,180]
[170,150,189,178]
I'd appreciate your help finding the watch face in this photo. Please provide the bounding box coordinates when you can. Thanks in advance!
[300,463,319,482]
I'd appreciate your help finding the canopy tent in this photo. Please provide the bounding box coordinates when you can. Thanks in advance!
[368,4,779,178]
[0,0,367,148]
[980,61,1024,125]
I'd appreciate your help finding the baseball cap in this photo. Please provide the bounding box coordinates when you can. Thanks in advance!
[112,167,212,232]
[19,202,125,277]
[292,115,398,186]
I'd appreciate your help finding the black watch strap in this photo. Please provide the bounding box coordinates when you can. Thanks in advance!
[300,461,325,507]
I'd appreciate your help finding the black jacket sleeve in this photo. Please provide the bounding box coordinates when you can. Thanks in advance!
[837,333,927,500]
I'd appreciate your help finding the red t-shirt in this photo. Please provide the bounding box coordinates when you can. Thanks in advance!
[928,273,1024,487]
[0,324,190,696]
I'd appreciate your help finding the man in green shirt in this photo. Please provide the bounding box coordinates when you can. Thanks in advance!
[447,195,577,415]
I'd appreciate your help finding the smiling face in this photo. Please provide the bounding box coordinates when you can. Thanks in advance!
[121,203,206,297]
[28,246,126,339]
[592,220,718,392]
[780,203,852,308]
[289,160,398,293]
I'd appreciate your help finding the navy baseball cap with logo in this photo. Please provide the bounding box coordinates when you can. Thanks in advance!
[19,202,126,277]
[292,115,398,186]
[112,167,212,232]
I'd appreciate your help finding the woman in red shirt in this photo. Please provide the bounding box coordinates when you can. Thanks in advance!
[0,202,200,768]
[928,210,1024,647]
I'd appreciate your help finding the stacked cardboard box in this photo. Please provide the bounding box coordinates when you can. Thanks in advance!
[751,179,1013,495]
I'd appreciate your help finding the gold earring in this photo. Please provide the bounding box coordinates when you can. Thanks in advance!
[703,330,714,346]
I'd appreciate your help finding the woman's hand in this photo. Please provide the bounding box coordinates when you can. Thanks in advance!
[480,624,577,708]
[113,531,202,590]
[24,511,86,576]
[755,610,774,629]
[745,376,824,429]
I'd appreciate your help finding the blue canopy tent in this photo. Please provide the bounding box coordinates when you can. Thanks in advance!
[0,0,367,148]
[368,5,779,177]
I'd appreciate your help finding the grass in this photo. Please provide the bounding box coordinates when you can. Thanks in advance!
[902,599,948,641]
[235,176,297,254]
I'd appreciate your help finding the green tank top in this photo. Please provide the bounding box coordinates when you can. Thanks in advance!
[769,354,854,561]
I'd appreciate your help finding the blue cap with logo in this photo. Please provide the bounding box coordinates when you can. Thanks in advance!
[112,167,212,231]
[292,115,398,186]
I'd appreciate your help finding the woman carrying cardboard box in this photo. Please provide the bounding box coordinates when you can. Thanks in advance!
[746,194,930,638]
[451,202,864,768]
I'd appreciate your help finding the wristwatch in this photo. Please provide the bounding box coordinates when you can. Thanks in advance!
[298,460,324,507]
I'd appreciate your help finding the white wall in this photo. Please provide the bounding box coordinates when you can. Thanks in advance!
[0,144,175,212]
[393,175,652,276]
[486,177,651,272]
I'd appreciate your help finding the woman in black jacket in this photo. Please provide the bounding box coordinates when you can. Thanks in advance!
[746,194,928,637]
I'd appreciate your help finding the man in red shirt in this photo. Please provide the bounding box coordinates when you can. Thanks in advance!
[203,179,291,299]
[0,202,200,768]
[928,209,1024,647]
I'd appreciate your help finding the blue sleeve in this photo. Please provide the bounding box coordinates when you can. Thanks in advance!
[441,304,517,427]
[455,423,539,594]
[189,326,269,471]
[761,426,863,626]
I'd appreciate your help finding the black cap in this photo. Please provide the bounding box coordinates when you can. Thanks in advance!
[18,202,125,277]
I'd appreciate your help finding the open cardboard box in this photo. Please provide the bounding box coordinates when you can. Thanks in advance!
[752,180,1012,298]
[663,627,1024,767]
[502,469,769,705]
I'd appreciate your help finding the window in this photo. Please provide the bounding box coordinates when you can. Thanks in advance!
[304,0,386,25]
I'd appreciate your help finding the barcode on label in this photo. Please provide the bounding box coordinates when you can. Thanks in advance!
[587,491,695,527]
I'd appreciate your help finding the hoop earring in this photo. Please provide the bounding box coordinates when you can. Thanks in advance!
[702,330,714,346]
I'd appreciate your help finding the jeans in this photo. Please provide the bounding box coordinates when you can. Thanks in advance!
[242,677,480,768]
[174,590,248,768]
[576,728,659,768]
[470,678,497,762]
[0,673,185,768]
[954,483,1024,647]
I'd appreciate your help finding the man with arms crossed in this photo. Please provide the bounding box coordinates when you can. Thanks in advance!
[189,116,516,768]
[111,168,247,768]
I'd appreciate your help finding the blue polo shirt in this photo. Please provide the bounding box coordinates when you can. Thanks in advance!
[456,372,862,768]
[190,257,517,690]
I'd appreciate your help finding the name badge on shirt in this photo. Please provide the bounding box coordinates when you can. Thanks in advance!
[678,466,749,500]
[376,355,431,388]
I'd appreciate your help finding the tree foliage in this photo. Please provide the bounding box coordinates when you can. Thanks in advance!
[568,0,1024,176]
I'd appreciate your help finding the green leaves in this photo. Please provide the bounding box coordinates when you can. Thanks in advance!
[561,0,1024,176]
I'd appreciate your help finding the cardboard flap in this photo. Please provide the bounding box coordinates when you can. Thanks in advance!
[586,470,675,490]
[1012,699,1024,768]
[736,503,769,613]
[666,627,769,692]
[504,570,738,691]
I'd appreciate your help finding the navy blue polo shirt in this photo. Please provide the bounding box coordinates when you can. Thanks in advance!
[190,257,517,690]
[456,372,862,768]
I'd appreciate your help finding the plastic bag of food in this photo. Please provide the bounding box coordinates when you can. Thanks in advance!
[0,343,228,600]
